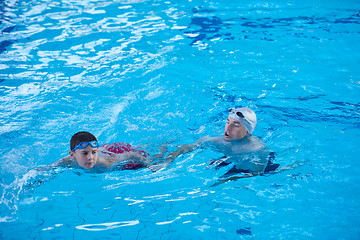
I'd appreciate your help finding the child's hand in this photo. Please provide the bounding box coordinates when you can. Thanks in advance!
[166,145,189,160]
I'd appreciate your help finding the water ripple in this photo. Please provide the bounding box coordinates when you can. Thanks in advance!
[76,220,139,231]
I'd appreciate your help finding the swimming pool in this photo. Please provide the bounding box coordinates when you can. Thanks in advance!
[1,0,360,238]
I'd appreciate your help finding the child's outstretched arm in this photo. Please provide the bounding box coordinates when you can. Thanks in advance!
[165,136,213,163]
[166,143,197,161]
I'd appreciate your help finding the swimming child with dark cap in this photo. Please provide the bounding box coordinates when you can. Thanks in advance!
[167,107,275,183]
[50,131,152,171]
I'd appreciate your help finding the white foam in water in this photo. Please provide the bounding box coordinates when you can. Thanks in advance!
[76,220,140,231]
[1,170,39,217]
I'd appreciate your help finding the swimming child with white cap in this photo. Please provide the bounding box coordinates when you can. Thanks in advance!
[166,107,274,184]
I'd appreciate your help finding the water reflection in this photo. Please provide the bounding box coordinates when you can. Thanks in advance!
[181,6,360,48]
[0,0,18,53]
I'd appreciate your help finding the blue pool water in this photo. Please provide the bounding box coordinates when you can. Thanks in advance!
[1,0,360,239]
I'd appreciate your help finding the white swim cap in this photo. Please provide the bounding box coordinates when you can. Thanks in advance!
[228,107,257,135]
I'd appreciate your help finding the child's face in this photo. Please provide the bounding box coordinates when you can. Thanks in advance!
[224,116,248,141]
[70,145,99,169]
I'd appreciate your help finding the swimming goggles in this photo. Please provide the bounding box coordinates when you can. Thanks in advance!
[229,108,244,118]
[71,141,99,151]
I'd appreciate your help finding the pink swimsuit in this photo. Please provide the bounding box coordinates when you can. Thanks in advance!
[101,142,149,170]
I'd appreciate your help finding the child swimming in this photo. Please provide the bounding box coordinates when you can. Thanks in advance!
[49,131,152,171]
[166,107,279,184]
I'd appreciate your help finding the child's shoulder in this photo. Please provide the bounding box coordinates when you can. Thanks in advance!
[51,155,75,168]
[248,136,265,149]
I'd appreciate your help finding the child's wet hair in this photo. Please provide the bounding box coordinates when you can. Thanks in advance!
[70,131,98,151]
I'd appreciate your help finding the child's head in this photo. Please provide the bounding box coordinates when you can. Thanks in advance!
[224,107,257,141]
[69,131,99,169]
